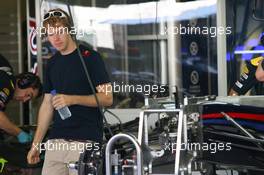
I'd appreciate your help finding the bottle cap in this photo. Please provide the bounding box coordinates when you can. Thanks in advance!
[50,90,57,96]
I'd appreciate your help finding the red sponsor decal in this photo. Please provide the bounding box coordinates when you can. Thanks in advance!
[202,112,264,122]
[82,50,91,57]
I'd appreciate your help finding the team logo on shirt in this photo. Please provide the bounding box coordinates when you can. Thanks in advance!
[0,91,7,102]
[82,50,91,57]
[242,65,249,74]
[250,56,263,66]
[3,88,9,96]
[0,88,10,102]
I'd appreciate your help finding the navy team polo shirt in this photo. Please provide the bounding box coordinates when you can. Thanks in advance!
[43,45,110,143]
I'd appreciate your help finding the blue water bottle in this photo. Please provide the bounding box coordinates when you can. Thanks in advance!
[50,90,72,120]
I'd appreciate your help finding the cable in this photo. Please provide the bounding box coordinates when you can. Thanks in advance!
[65,2,113,137]
[103,108,123,131]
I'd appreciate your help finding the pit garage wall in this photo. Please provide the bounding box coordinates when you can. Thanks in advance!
[181,17,218,96]
[0,0,39,126]
[0,0,26,126]
[26,0,41,125]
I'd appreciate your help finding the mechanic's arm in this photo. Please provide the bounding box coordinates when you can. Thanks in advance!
[32,94,53,145]
[0,111,22,136]
[52,83,113,109]
[256,60,264,82]
[229,57,264,95]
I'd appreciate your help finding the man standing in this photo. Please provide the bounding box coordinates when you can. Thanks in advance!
[0,54,42,143]
[27,8,113,175]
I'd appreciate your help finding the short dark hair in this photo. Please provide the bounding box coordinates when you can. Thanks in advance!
[16,72,43,98]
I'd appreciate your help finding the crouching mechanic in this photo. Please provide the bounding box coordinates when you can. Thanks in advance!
[229,56,264,96]
[0,54,42,143]
[27,8,113,175]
